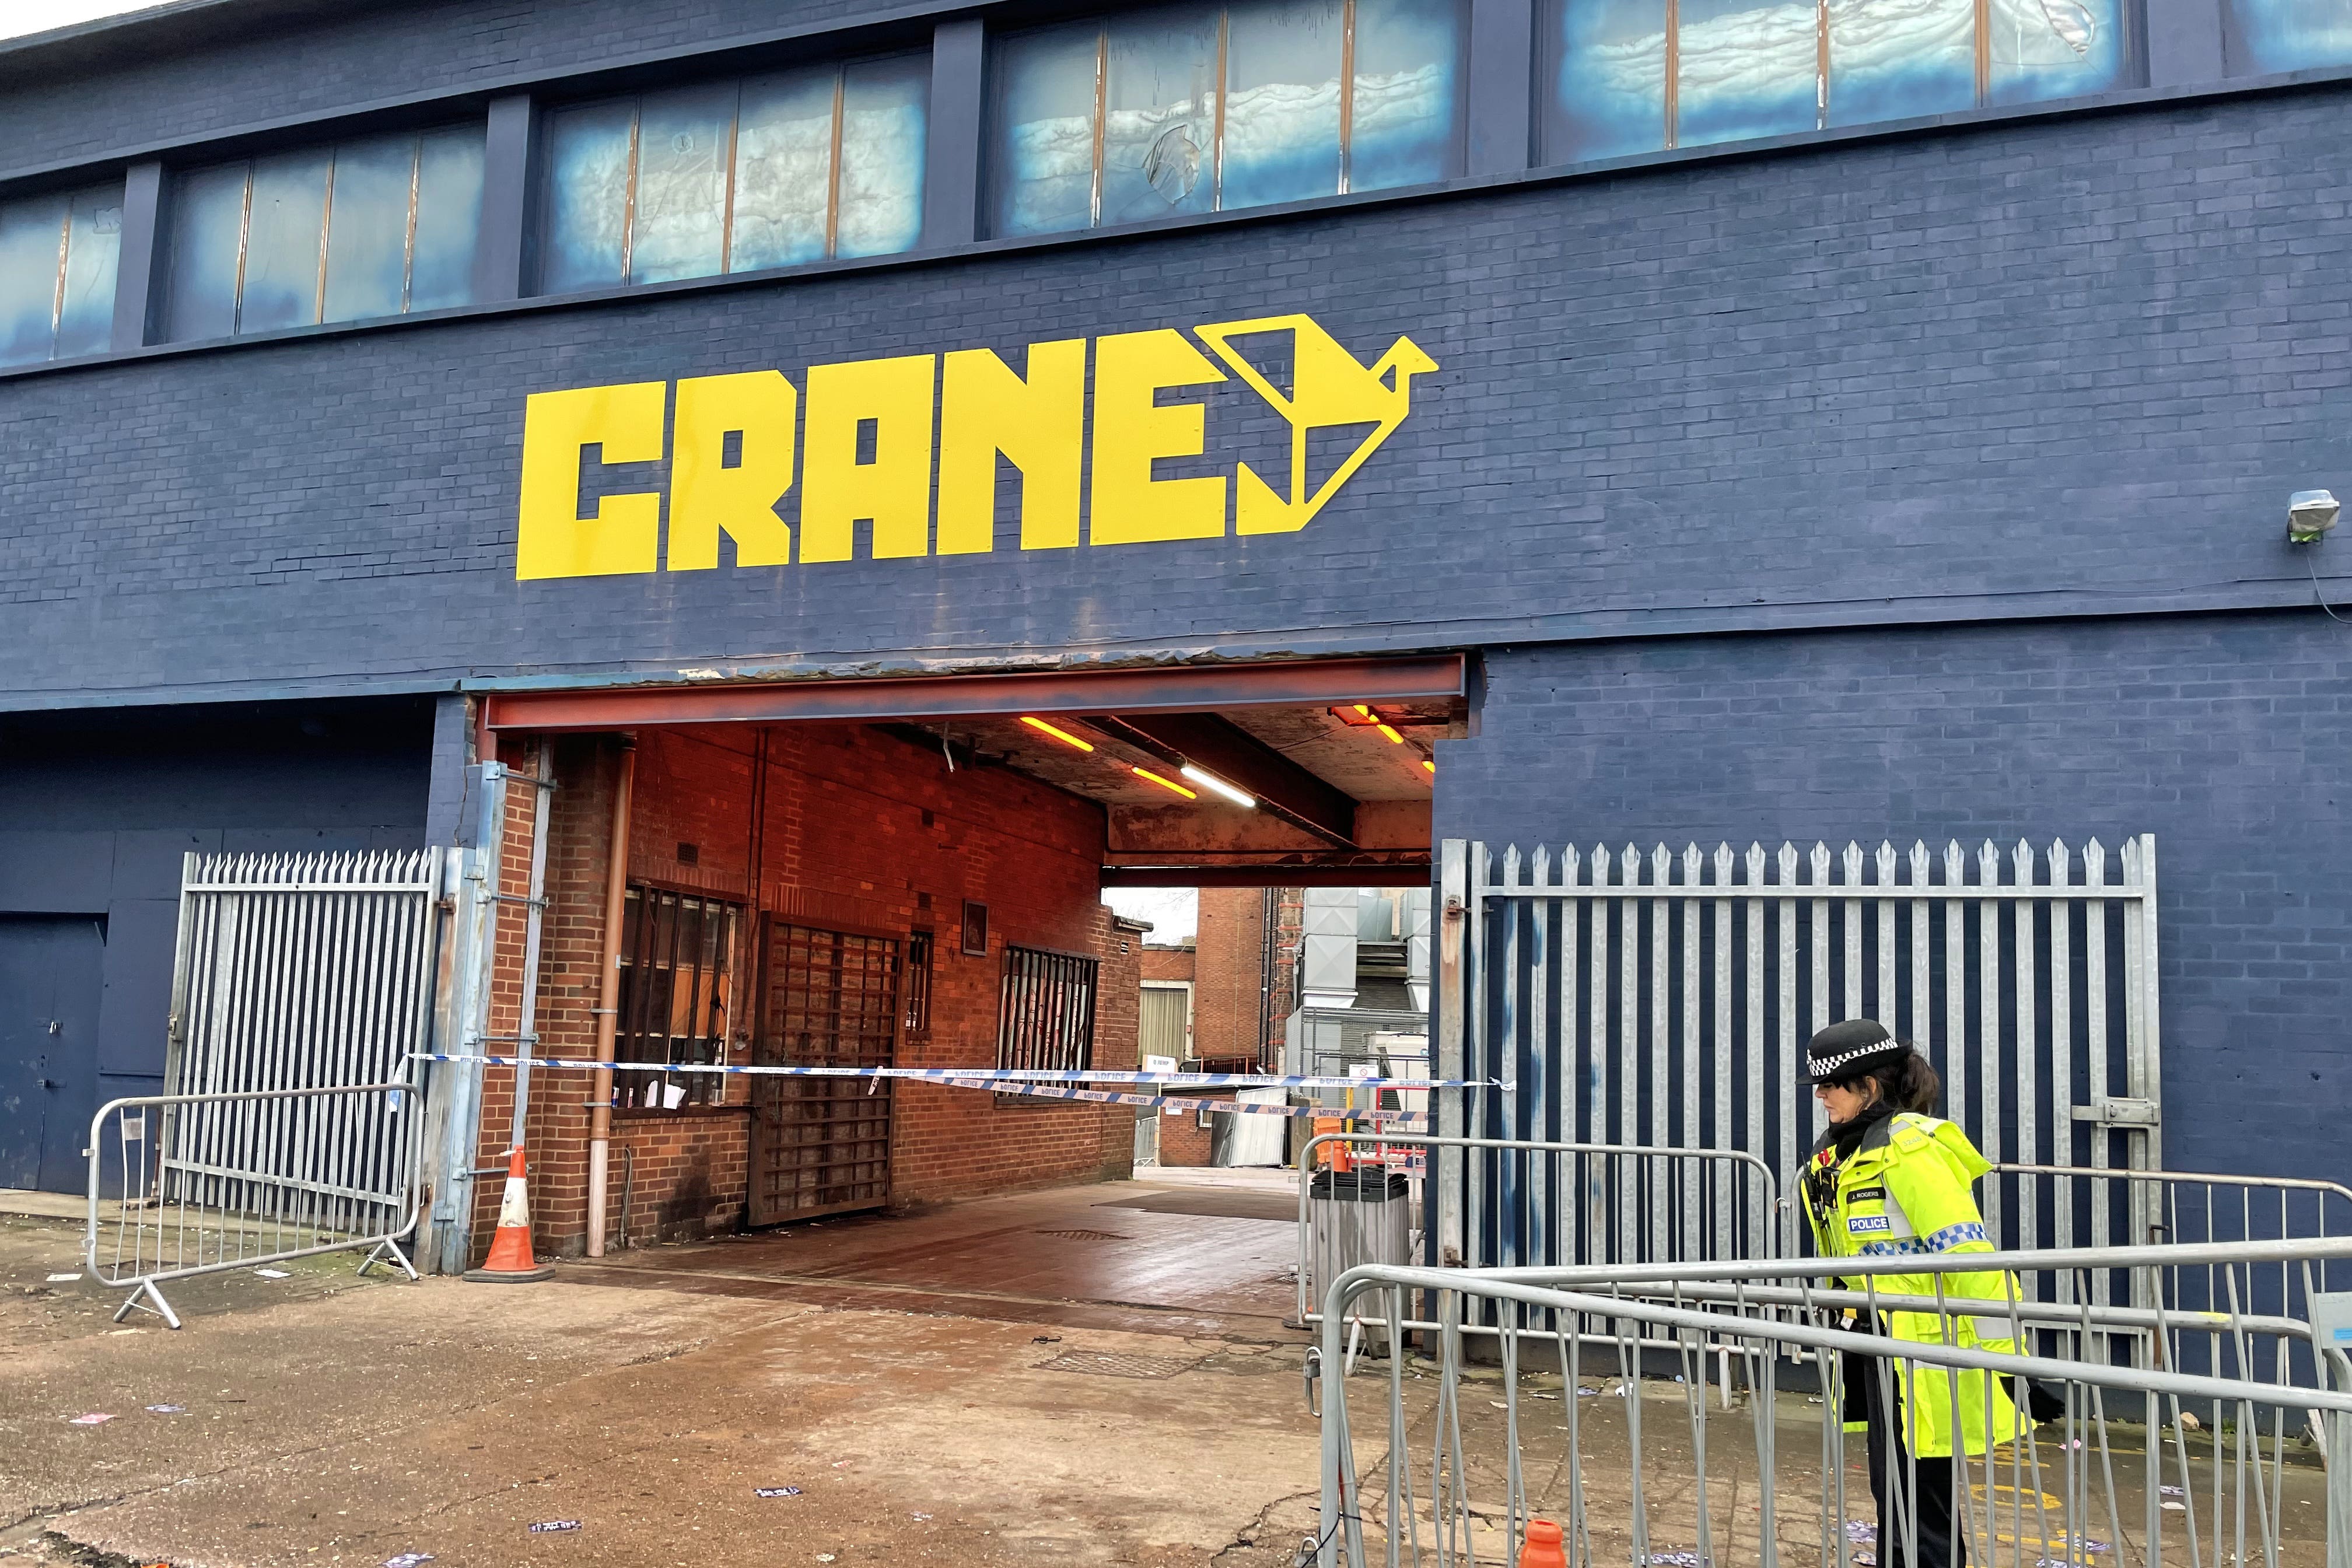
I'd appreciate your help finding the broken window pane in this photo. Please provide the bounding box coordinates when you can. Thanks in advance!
[2233,0,2352,72]
[992,25,1103,237]
[1101,8,1221,226]
[1350,0,1460,191]
[239,149,331,332]
[542,99,635,293]
[1828,0,1974,127]
[1552,0,1668,160]
[162,162,249,344]
[1221,0,1345,211]
[409,125,485,311]
[835,55,929,259]
[0,195,65,368]
[732,68,837,270]
[1674,0,1820,148]
[1987,0,2124,104]
[632,83,736,284]
[322,134,415,326]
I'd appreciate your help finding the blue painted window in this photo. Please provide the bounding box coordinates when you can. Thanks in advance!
[989,0,1464,239]
[540,55,928,294]
[1546,0,2126,162]
[0,183,121,368]
[2232,0,2352,73]
[161,124,484,343]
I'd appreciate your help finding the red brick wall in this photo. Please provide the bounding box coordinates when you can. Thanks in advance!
[471,723,1136,1261]
[1192,888,1269,1068]
[1139,946,1194,984]
[1152,1090,1233,1166]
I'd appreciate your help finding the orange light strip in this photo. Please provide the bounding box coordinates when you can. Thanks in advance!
[1019,715,1096,752]
[1131,765,1198,800]
[1375,723,1404,744]
[1422,759,1436,775]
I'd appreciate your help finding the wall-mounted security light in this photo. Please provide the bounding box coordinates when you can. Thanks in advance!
[2288,489,2339,544]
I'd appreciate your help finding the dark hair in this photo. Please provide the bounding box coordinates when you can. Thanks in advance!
[1847,1046,1940,1115]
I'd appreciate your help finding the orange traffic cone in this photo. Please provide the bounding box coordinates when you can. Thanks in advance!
[1519,1520,1566,1568]
[463,1146,552,1283]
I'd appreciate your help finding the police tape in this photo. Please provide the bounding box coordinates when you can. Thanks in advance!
[406,1054,1496,1091]
[940,1076,1426,1122]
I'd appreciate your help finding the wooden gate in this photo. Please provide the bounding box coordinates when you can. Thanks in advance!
[747,919,902,1226]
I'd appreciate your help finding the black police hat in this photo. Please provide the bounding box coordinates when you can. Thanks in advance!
[1802,1019,1908,1085]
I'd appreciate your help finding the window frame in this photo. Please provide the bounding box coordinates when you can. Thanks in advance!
[986,0,1470,239]
[613,880,745,1112]
[995,943,1101,1077]
[534,48,931,296]
[902,928,935,1040]
[0,181,123,368]
[160,121,485,343]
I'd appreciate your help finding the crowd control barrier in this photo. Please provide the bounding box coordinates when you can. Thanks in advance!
[1310,1236,2352,1568]
[83,1081,422,1328]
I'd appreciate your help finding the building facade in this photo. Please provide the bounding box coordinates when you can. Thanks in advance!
[3,0,2348,1241]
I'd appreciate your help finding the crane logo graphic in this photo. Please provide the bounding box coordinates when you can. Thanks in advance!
[513,314,1439,580]
[1195,314,1438,536]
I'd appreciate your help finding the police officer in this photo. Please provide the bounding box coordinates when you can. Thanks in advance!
[1801,1020,2029,1568]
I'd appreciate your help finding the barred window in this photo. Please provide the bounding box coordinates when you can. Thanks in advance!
[997,945,1099,1074]
[903,929,933,1038]
[615,885,740,1109]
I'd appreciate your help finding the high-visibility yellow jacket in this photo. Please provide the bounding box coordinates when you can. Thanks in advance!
[1804,1111,2029,1458]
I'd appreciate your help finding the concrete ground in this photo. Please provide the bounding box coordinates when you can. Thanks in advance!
[2,1169,2328,1567]
[0,1168,1334,1568]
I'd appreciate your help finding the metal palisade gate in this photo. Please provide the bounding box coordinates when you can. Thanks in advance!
[1434,836,2162,1285]
[83,849,448,1325]
[167,849,447,1093]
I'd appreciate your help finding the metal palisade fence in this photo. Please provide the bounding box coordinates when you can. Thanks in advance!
[1436,836,2164,1290]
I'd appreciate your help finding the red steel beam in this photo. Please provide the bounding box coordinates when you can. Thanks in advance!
[1101,863,1431,888]
[480,654,1465,732]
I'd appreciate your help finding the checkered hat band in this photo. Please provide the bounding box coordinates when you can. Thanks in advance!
[1812,1041,1898,1075]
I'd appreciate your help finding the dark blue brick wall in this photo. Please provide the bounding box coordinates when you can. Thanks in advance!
[6,83,2351,706]
[0,0,912,178]
[1437,615,2352,1184]
[0,697,434,1127]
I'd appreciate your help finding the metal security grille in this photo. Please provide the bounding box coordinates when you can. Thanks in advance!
[902,929,933,1039]
[168,849,446,1094]
[997,946,1098,1073]
[615,886,739,1109]
[747,920,901,1226]
[1438,836,2162,1288]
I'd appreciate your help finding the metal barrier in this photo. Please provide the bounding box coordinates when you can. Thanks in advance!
[1312,1237,2352,1568]
[1296,1133,1782,1332]
[84,1081,422,1329]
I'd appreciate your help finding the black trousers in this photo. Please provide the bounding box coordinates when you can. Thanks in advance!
[1860,1356,1968,1568]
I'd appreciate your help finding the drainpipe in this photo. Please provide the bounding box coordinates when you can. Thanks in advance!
[586,737,635,1258]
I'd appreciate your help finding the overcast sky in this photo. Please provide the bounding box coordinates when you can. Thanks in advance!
[2,1,174,42]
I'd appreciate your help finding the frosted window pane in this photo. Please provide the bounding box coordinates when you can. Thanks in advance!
[732,68,835,270]
[1827,0,1973,124]
[543,100,634,293]
[1220,0,1343,211]
[410,125,485,311]
[2234,0,2352,72]
[0,197,64,368]
[1350,0,1460,192]
[321,135,414,326]
[55,186,121,359]
[162,163,249,344]
[1987,0,2124,103]
[992,26,1101,237]
[240,149,330,332]
[1102,9,1220,226]
[1676,0,1821,147]
[835,56,928,259]
[632,84,735,284]
[1553,0,1668,161]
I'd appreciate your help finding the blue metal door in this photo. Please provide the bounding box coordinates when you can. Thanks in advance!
[0,916,106,1192]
